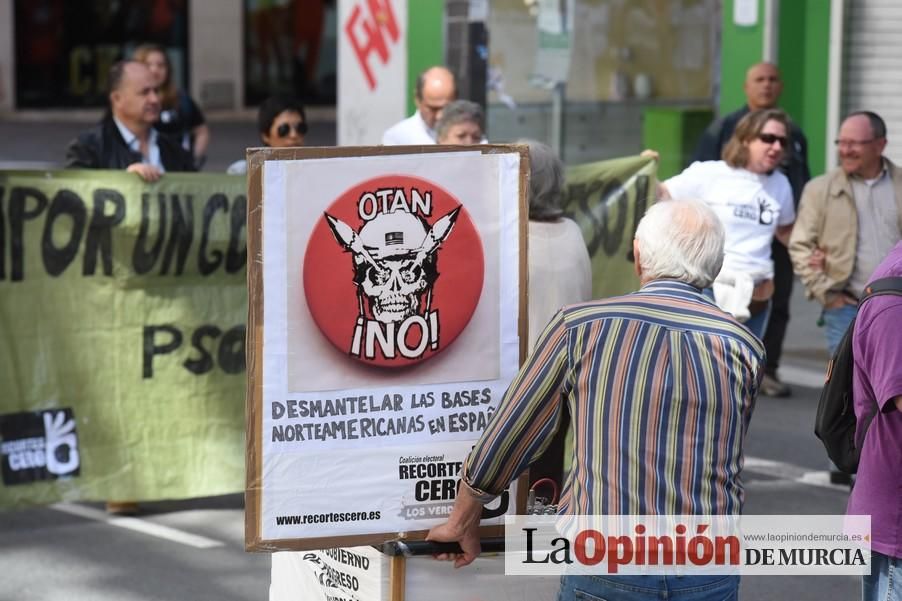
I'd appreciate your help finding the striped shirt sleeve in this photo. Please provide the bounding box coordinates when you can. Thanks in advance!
[463,310,570,496]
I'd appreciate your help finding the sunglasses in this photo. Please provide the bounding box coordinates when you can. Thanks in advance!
[276,122,308,137]
[757,133,788,147]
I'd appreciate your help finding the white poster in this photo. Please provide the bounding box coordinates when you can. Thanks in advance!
[269,545,561,601]
[251,148,524,549]
[270,547,383,601]
[338,0,408,145]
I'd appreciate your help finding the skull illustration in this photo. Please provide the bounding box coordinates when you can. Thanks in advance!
[325,207,460,324]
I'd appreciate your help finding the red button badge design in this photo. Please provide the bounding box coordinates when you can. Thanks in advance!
[303,175,484,367]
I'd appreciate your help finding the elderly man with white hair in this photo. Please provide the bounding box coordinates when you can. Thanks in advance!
[427,199,764,601]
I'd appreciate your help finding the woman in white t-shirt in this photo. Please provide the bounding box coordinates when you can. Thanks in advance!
[658,108,796,338]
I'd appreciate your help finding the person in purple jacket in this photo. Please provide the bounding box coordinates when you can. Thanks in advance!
[849,240,902,601]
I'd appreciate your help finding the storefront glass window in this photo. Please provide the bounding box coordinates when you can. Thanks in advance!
[244,0,337,106]
[487,0,718,163]
[14,0,190,108]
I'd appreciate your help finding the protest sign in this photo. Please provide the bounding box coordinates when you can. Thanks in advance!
[245,145,528,551]
[0,170,247,507]
[270,546,384,601]
[0,154,653,511]
[562,155,658,299]
[269,544,560,601]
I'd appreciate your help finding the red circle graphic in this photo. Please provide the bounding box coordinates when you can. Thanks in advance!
[303,175,485,368]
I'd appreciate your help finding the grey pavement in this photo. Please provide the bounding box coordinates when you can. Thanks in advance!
[0,494,269,601]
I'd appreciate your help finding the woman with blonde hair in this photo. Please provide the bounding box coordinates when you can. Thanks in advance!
[133,43,210,169]
[658,108,796,338]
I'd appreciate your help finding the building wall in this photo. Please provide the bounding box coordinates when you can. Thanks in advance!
[407,0,445,116]
[778,0,830,176]
[190,1,244,110]
[0,0,14,113]
[0,0,283,113]
[841,0,902,166]
[719,0,765,115]
[719,0,831,176]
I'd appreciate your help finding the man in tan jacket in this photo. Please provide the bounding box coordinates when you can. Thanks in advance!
[790,111,902,486]
[790,111,902,356]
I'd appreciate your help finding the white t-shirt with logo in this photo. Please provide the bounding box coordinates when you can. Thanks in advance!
[664,160,795,278]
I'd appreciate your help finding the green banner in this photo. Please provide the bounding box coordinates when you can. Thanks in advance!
[0,157,655,509]
[0,170,247,508]
[563,155,658,299]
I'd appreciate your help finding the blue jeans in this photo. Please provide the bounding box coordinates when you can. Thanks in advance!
[702,288,771,340]
[558,574,740,601]
[863,550,902,601]
[742,303,771,340]
[822,303,858,355]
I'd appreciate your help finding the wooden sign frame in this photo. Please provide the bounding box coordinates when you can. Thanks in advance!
[245,145,530,551]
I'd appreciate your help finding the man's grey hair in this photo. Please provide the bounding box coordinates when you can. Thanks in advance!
[634,200,725,288]
[435,100,484,140]
[520,139,565,221]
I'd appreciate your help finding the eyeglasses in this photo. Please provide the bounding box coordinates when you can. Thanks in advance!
[276,122,308,138]
[757,133,788,147]
[834,138,876,148]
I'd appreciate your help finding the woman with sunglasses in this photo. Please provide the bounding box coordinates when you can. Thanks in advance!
[227,95,308,175]
[657,108,796,338]
[133,44,210,170]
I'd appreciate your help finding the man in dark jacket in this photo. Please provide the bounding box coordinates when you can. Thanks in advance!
[66,60,195,180]
[66,61,194,515]
[693,62,810,397]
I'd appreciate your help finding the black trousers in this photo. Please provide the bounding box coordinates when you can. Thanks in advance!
[763,240,793,373]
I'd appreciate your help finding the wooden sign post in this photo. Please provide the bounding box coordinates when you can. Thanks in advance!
[245,145,529,555]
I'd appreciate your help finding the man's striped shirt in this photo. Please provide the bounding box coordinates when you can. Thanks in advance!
[465,279,765,516]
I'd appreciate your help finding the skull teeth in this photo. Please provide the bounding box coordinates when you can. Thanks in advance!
[378,299,416,311]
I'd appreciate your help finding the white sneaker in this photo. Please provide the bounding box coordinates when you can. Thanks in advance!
[760,373,791,397]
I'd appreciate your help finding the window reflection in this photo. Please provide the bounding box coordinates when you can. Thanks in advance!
[14,0,189,108]
[244,0,337,106]
[486,0,717,162]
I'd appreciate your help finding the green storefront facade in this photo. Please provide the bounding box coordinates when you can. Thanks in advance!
[408,0,845,177]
